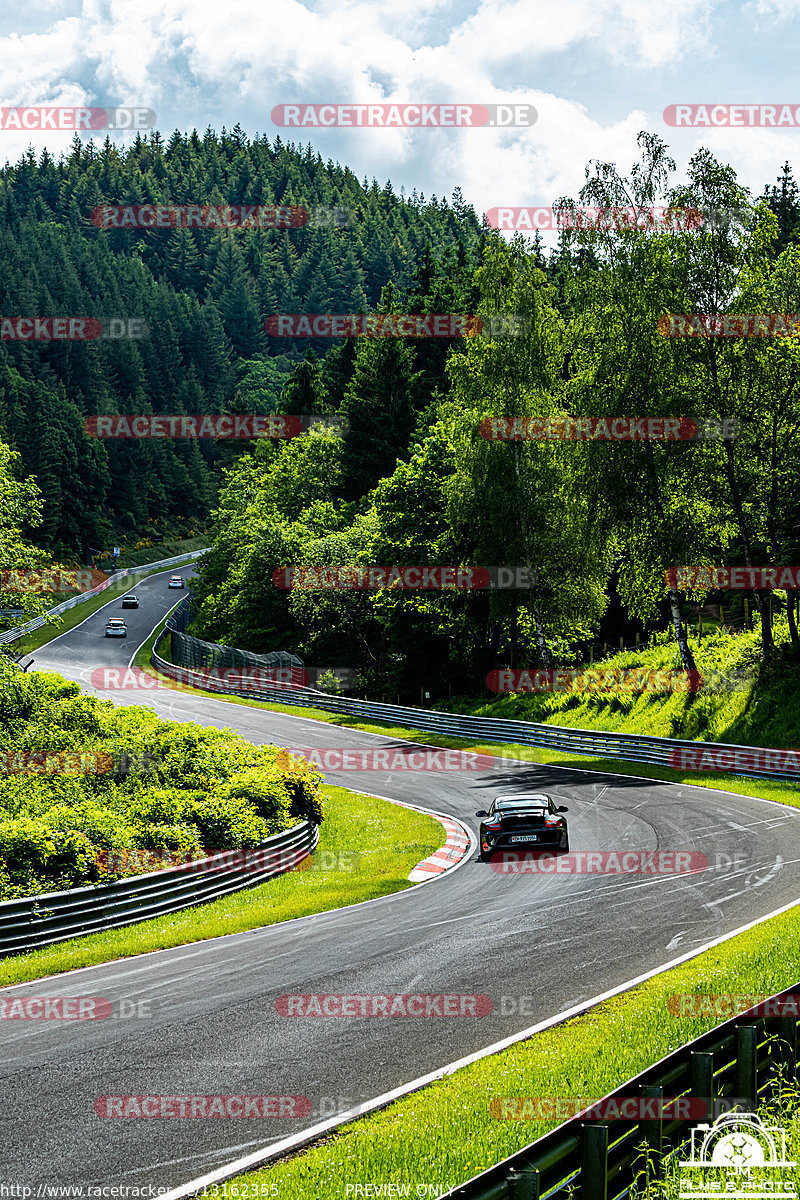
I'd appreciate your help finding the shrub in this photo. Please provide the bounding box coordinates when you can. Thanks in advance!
[135,822,204,856]
[215,769,293,834]
[184,791,269,850]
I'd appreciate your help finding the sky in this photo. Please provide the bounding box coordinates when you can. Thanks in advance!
[1,0,799,226]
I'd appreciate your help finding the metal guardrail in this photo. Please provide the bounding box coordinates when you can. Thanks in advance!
[0,549,208,646]
[151,621,800,785]
[0,820,318,958]
[441,987,800,1199]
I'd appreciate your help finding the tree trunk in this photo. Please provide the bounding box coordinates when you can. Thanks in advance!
[531,601,553,669]
[721,438,774,657]
[668,589,698,673]
[788,591,799,645]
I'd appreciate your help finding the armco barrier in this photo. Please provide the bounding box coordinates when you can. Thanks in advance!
[0,548,208,646]
[441,986,800,1199]
[152,617,800,785]
[0,820,318,958]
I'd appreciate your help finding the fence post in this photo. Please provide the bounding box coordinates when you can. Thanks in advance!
[736,1025,758,1108]
[691,1050,714,1118]
[581,1123,608,1200]
[635,1083,664,1183]
[775,1012,797,1088]
[507,1168,540,1199]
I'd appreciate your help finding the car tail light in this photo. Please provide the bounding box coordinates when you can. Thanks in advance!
[544,816,561,827]
[484,820,502,831]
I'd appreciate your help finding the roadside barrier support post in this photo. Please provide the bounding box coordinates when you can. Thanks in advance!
[736,1025,758,1108]
[634,1083,663,1183]
[690,1051,714,1115]
[580,1123,608,1200]
[507,1167,539,1199]
[775,1013,798,1086]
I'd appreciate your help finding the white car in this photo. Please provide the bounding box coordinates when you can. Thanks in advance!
[168,576,184,589]
[105,617,128,638]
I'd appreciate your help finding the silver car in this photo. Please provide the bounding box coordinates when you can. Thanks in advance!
[105,618,128,638]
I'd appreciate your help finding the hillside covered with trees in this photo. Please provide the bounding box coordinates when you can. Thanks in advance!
[2,128,800,705]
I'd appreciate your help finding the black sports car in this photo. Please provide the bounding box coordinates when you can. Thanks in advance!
[475,793,569,861]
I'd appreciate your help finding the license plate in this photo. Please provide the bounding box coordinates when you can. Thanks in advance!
[510,834,538,843]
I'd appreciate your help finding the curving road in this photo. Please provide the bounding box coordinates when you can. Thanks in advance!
[2,569,799,1191]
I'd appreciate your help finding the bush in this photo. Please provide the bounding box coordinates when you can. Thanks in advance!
[0,815,101,896]
[184,791,269,850]
[136,822,204,856]
[215,769,293,834]
[0,666,325,899]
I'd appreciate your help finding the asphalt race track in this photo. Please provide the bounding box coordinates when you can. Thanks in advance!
[2,569,799,1189]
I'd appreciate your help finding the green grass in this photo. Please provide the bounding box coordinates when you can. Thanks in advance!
[633,1086,800,1199]
[440,622,800,749]
[209,895,800,1198]
[0,786,444,988]
[111,535,208,569]
[11,547,207,655]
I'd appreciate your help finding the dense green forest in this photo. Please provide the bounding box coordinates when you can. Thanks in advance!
[2,128,800,700]
[0,125,483,559]
[188,137,800,698]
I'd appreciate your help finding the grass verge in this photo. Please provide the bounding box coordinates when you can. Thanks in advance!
[0,786,444,988]
[440,622,800,749]
[215,896,800,1197]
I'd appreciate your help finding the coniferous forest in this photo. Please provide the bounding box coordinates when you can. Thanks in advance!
[2,130,800,703]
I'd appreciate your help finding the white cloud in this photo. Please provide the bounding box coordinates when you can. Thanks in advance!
[0,0,788,231]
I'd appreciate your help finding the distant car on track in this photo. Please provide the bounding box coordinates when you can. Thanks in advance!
[475,793,569,861]
[168,576,184,588]
[121,594,139,608]
[105,617,128,638]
